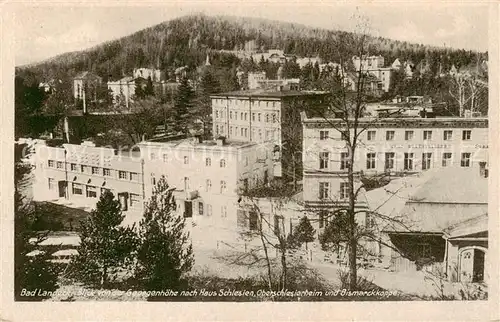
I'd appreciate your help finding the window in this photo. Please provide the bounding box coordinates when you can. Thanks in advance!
[207,204,213,216]
[72,183,83,195]
[151,175,156,186]
[230,111,233,119]
[48,178,55,190]
[340,182,350,200]
[221,205,227,218]
[422,153,432,170]
[245,156,249,166]
[266,114,269,123]
[386,131,395,141]
[418,243,432,258]
[274,215,284,236]
[48,160,55,168]
[320,130,329,140]
[404,153,414,170]
[319,152,329,169]
[230,127,233,136]
[184,156,189,164]
[205,179,212,192]
[103,168,111,176]
[119,171,127,179]
[163,154,168,163]
[461,153,471,167]
[252,113,255,121]
[241,112,244,120]
[91,167,100,175]
[272,114,277,123]
[258,113,261,122]
[215,110,219,118]
[70,163,77,171]
[130,194,141,207]
[443,130,453,141]
[235,112,237,120]
[367,130,376,141]
[220,180,227,194]
[319,182,330,199]
[442,153,452,167]
[184,177,190,190]
[385,153,395,170]
[81,165,86,173]
[366,153,376,169]
[244,128,248,137]
[198,202,204,216]
[423,130,432,140]
[206,158,211,166]
[249,212,259,231]
[258,129,262,140]
[216,125,219,135]
[245,113,248,121]
[57,161,64,169]
[340,152,349,170]
[130,172,139,181]
[462,130,471,140]
[220,125,224,134]
[86,185,97,198]
[150,153,156,161]
[241,128,244,136]
[366,214,375,229]
[405,130,414,141]
[235,127,239,135]
[220,159,226,167]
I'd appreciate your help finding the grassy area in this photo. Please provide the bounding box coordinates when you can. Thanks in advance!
[32,202,90,232]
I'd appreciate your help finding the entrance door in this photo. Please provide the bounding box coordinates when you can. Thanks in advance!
[460,249,474,282]
[58,181,67,198]
[472,249,485,282]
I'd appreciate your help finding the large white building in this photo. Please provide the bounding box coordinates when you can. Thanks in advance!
[32,137,276,243]
[301,114,488,211]
[133,68,164,82]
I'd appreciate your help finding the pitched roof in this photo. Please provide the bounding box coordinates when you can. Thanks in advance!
[210,89,328,98]
[365,166,488,233]
[443,213,487,238]
[74,71,102,80]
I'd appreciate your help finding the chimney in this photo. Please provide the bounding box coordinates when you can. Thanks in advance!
[479,162,488,178]
[216,137,226,146]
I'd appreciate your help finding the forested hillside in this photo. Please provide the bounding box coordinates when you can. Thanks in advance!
[18,14,486,82]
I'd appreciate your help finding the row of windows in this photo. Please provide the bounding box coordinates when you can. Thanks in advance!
[318,151,473,171]
[190,202,228,218]
[215,110,279,123]
[318,182,350,200]
[212,99,279,109]
[318,129,473,141]
[182,177,228,194]
[47,161,140,181]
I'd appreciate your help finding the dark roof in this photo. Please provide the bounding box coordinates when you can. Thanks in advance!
[210,89,328,98]
[74,71,102,80]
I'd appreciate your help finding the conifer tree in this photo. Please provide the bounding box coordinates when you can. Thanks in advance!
[72,191,138,288]
[136,176,194,295]
[144,76,155,97]
[292,216,316,250]
[173,76,195,133]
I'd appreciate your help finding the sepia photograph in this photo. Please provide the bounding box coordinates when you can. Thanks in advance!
[3,1,498,318]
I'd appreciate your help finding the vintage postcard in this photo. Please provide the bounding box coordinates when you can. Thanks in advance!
[1,0,498,320]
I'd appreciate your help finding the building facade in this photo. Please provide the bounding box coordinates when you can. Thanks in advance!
[73,71,102,101]
[33,141,145,224]
[32,137,276,245]
[107,76,136,105]
[352,55,385,71]
[133,68,164,82]
[211,90,328,179]
[302,115,488,211]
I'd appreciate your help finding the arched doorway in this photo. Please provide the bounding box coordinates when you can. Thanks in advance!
[459,247,486,283]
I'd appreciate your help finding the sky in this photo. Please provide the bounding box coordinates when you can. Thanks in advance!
[13,1,490,66]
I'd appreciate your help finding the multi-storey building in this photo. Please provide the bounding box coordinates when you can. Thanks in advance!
[32,137,276,245]
[133,68,164,82]
[73,71,102,101]
[301,114,488,212]
[352,55,385,71]
[210,89,328,179]
[33,141,145,224]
